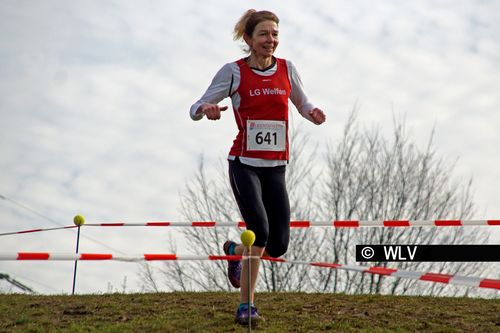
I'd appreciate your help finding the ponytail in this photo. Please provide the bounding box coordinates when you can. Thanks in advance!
[233,9,257,41]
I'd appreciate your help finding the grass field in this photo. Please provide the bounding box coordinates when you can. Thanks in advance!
[0,292,499,332]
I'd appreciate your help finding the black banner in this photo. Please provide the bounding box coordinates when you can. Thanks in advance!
[355,245,500,262]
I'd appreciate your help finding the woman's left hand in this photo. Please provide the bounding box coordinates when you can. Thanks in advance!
[308,108,326,125]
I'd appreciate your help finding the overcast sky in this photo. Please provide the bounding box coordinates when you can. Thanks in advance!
[1,0,499,294]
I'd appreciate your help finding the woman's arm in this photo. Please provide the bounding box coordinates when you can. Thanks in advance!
[288,60,326,125]
[190,63,233,121]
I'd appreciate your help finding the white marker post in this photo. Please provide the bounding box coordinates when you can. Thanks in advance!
[72,215,85,295]
[240,230,255,331]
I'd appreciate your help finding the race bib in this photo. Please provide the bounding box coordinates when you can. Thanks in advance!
[246,120,286,151]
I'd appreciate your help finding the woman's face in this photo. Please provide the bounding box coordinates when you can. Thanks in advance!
[246,20,279,58]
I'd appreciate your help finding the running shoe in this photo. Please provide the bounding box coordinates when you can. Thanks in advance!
[235,304,261,327]
[223,240,241,288]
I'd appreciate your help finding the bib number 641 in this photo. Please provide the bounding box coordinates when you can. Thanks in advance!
[255,132,277,145]
[246,120,286,152]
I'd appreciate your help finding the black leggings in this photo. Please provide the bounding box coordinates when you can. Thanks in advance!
[228,158,290,258]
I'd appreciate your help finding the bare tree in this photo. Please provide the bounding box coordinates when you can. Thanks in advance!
[313,111,493,297]
[141,110,496,297]
[140,127,320,292]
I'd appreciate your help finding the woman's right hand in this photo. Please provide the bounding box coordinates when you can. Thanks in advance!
[197,103,228,120]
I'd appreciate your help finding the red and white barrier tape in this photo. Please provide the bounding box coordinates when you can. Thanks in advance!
[87,220,500,228]
[1,252,498,290]
[2,219,499,237]
[0,226,78,237]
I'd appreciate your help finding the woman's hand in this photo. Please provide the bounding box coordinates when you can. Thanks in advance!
[308,108,326,125]
[197,103,228,120]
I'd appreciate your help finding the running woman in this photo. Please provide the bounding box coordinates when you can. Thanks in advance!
[189,9,326,326]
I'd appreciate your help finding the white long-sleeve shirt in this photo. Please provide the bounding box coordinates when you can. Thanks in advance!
[190,58,317,167]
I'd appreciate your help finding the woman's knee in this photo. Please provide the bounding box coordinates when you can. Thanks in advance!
[251,227,269,248]
[265,240,289,258]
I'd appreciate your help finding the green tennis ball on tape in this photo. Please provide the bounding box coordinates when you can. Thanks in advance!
[240,230,256,247]
[73,215,85,226]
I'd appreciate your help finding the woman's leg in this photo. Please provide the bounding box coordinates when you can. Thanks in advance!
[229,163,289,307]
[261,165,290,258]
[239,245,264,304]
[228,160,269,307]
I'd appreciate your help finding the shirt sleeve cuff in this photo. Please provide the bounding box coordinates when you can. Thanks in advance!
[298,103,317,124]
[190,103,205,121]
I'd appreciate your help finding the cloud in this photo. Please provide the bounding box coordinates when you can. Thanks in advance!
[1,0,499,294]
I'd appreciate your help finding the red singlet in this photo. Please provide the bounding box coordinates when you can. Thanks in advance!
[229,58,291,160]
